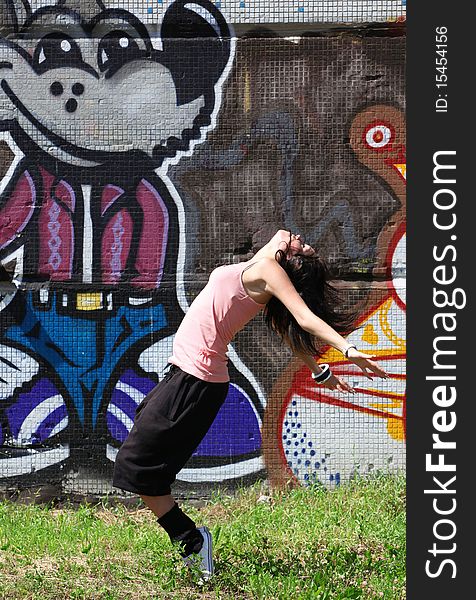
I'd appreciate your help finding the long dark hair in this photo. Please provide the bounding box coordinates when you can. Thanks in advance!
[263,240,358,356]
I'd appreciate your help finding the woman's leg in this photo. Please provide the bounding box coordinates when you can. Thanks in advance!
[141,494,204,558]
[140,493,175,519]
[113,371,228,566]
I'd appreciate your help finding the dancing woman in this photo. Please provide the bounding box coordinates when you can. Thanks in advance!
[112,230,388,579]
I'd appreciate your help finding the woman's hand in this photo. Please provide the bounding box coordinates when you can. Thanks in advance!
[346,348,389,380]
[319,373,356,394]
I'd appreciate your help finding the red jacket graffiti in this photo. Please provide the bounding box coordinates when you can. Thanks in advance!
[0,166,169,289]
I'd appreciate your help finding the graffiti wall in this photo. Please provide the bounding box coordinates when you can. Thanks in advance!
[0,0,405,497]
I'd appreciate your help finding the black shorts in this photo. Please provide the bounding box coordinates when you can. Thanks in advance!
[112,365,229,496]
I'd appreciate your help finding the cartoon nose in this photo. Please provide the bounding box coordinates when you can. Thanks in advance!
[49,82,85,113]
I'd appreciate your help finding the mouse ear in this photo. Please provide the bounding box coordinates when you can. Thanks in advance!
[161,0,230,39]
[0,0,32,33]
[161,0,232,106]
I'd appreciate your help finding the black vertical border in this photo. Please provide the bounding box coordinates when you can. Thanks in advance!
[407,2,475,598]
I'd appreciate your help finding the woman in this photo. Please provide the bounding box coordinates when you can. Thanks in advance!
[112,230,388,580]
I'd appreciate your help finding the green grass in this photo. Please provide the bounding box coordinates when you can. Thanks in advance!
[0,474,405,600]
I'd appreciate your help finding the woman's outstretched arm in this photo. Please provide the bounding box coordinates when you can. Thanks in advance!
[255,257,389,380]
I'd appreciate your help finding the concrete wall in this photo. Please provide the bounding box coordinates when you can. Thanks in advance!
[0,0,405,498]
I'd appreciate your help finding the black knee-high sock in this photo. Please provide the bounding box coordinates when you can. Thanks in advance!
[157,503,203,557]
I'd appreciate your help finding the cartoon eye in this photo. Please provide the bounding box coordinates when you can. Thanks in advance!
[98,31,146,76]
[33,33,83,74]
[365,124,393,149]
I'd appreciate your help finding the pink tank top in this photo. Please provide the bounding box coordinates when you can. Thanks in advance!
[169,261,266,382]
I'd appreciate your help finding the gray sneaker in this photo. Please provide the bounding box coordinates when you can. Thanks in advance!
[183,526,214,583]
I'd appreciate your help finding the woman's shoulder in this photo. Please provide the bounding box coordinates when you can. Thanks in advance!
[242,257,282,281]
[245,256,279,272]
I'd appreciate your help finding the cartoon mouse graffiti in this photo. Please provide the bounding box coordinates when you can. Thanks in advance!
[0,0,265,484]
